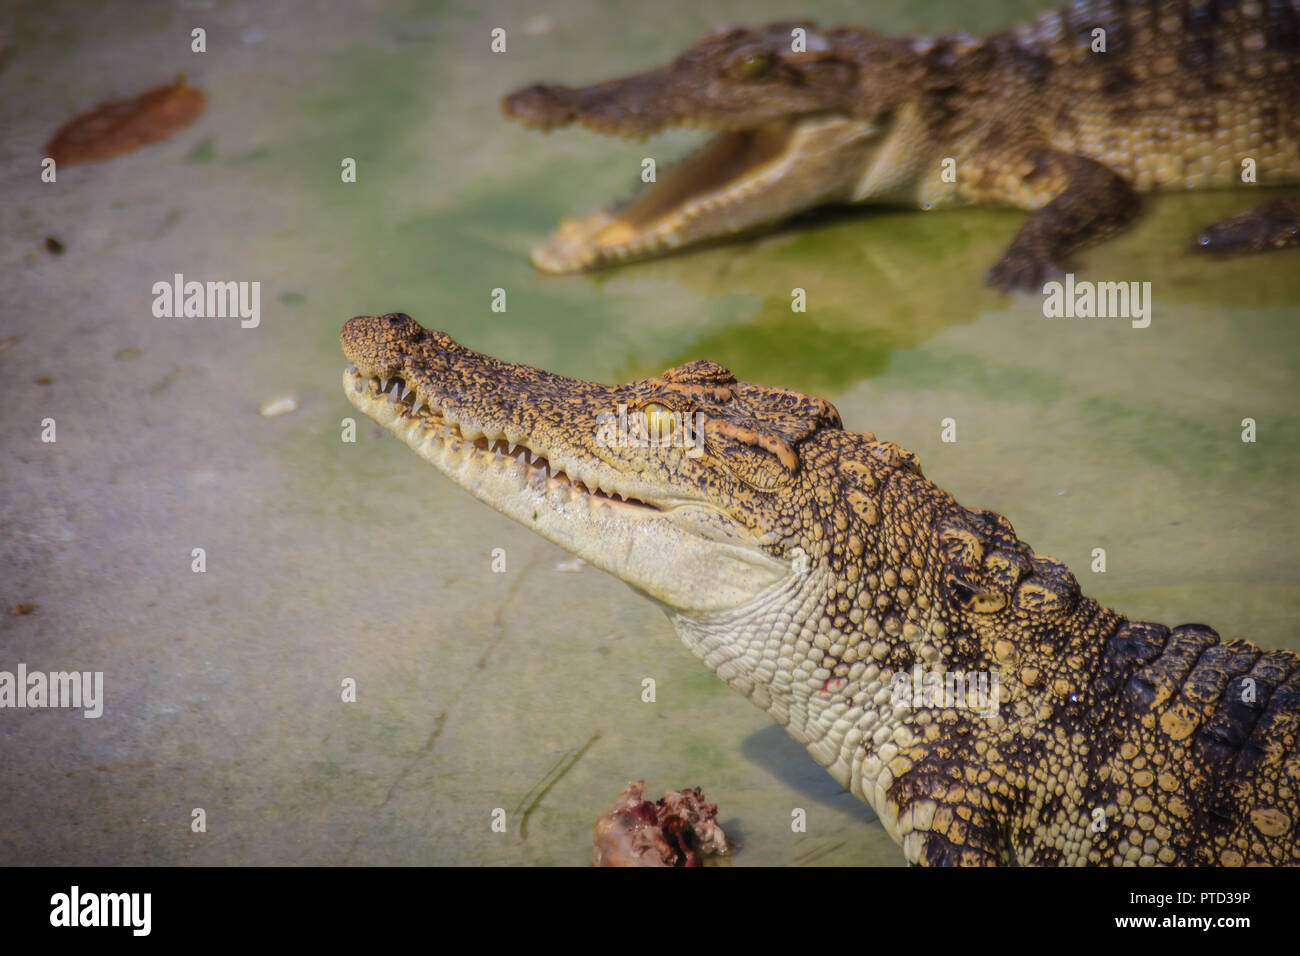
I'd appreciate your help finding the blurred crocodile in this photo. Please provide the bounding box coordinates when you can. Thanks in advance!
[502,0,1300,288]
[342,313,1300,866]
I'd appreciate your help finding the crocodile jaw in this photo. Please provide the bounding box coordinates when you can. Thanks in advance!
[343,366,791,614]
[530,114,882,273]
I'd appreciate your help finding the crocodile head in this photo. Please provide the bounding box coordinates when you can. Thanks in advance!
[343,314,1108,853]
[341,313,1086,635]
[502,23,924,272]
[342,312,844,613]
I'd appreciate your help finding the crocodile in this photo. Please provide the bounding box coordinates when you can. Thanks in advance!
[342,312,1300,866]
[502,0,1300,288]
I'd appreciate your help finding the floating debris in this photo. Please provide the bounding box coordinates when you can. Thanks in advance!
[149,364,191,396]
[7,604,37,616]
[0,335,18,355]
[260,395,298,417]
[44,75,206,165]
[45,236,65,254]
[34,376,52,385]
[555,557,586,573]
[592,781,731,867]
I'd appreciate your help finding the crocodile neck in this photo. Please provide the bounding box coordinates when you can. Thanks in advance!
[664,433,1121,856]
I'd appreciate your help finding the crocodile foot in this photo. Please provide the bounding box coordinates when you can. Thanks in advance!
[986,248,1065,293]
[1190,198,1300,254]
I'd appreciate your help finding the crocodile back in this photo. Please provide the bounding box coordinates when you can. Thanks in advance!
[969,0,1300,189]
[1078,620,1300,864]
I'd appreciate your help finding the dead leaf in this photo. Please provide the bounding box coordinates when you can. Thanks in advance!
[45,75,206,165]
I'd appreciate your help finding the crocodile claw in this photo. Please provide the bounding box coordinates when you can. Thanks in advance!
[986,250,1063,293]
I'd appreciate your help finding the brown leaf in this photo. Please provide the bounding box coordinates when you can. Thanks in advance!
[45,75,206,165]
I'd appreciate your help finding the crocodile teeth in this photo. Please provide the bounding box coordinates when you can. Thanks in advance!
[348,368,661,513]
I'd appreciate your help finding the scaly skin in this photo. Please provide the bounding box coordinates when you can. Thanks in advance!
[342,314,1300,866]
[502,0,1300,289]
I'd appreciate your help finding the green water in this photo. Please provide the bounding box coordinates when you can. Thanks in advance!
[0,0,1296,866]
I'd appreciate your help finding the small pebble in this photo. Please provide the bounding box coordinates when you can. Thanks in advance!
[260,395,297,417]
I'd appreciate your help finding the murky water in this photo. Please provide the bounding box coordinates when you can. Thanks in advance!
[1,0,1296,865]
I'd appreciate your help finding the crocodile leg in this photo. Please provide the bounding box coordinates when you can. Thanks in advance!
[1189,198,1300,255]
[1191,94,1300,254]
[981,147,1139,292]
[890,755,1014,866]
[904,807,1009,867]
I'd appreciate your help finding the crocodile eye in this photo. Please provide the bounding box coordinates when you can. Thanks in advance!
[736,52,773,78]
[946,574,1007,614]
[642,402,676,441]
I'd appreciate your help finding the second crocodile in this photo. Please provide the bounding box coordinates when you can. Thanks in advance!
[502,0,1300,288]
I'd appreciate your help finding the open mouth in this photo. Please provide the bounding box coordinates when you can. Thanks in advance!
[513,111,878,273]
[344,365,658,512]
[606,125,798,230]
[529,120,809,272]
